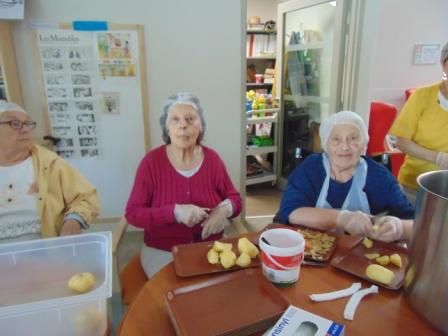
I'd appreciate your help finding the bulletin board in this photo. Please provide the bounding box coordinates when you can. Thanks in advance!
[33,22,149,220]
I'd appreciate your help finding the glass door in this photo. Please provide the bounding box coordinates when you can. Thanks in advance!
[276,0,350,186]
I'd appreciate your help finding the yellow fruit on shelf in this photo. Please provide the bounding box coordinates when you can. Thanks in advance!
[365,264,395,285]
[68,272,96,294]
[207,248,220,264]
[236,253,251,267]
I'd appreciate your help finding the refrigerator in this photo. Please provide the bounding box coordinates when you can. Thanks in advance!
[276,0,358,187]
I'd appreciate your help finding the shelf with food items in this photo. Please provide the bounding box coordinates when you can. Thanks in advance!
[246,108,279,124]
[247,145,277,156]
[245,90,278,111]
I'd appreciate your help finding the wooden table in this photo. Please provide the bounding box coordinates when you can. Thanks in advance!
[118,234,441,336]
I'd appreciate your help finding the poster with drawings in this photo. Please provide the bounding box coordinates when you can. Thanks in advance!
[37,30,102,158]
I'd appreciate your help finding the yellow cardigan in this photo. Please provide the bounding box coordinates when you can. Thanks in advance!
[31,144,100,237]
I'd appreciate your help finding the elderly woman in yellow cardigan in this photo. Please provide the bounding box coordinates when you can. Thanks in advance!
[0,100,99,242]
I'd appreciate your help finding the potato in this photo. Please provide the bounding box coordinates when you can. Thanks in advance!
[390,253,403,268]
[372,224,380,233]
[238,237,259,258]
[212,241,233,253]
[363,237,373,249]
[236,253,251,267]
[365,264,395,285]
[375,255,390,266]
[220,250,237,269]
[365,253,380,260]
[207,248,220,264]
[68,272,96,293]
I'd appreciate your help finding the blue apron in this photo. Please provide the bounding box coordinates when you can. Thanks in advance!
[315,154,371,214]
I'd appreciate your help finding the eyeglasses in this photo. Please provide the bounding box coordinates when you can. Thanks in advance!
[0,120,37,130]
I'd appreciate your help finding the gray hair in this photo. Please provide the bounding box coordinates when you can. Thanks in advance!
[441,41,448,64]
[0,100,27,118]
[319,110,369,152]
[160,92,206,144]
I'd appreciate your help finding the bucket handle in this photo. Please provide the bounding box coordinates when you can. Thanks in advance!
[263,251,302,271]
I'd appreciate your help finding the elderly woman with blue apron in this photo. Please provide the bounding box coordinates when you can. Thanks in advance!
[278,111,414,242]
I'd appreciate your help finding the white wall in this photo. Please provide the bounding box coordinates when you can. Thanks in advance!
[247,0,278,23]
[355,0,448,120]
[10,0,245,216]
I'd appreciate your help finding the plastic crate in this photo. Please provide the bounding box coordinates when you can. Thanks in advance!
[0,232,112,336]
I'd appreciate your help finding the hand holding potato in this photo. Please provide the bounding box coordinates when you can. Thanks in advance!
[201,206,229,239]
[372,216,403,242]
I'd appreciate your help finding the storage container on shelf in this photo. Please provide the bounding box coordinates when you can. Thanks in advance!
[0,232,112,336]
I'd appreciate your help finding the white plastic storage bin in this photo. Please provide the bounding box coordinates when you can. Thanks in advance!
[0,232,112,336]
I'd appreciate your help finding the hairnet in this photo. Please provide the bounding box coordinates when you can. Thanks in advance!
[441,41,448,64]
[160,92,206,144]
[0,100,27,116]
[319,111,369,152]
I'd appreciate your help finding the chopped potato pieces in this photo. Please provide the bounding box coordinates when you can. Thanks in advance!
[236,252,251,267]
[212,241,233,253]
[390,253,402,268]
[375,255,390,266]
[296,228,336,260]
[220,250,237,269]
[366,264,395,285]
[365,253,380,260]
[363,237,373,249]
[207,248,220,264]
[238,237,259,258]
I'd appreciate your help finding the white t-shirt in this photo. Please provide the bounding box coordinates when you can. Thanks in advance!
[0,157,41,242]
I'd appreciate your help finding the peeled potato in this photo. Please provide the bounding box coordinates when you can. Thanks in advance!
[365,264,395,285]
[375,255,390,266]
[390,253,403,268]
[212,241,233,253]
[238,237,259,258]
[220,250,237,269]
[363,237,373,249]
[365,253,380,260]
[236,252,251,267]
[372,224,380,233]
[207,248,220,264]
[68,272,96,293]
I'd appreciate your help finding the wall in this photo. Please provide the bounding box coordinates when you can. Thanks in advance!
[355,0,448,121]
[10,0,245,217]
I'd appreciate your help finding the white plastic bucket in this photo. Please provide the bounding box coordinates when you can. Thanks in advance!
[259,228,305,286]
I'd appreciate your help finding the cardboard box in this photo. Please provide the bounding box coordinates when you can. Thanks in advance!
[265,305,345,336]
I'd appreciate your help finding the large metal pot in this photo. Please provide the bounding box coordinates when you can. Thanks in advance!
[404,170,448,334]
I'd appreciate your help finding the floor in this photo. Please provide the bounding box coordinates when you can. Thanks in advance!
[112,184,282,332]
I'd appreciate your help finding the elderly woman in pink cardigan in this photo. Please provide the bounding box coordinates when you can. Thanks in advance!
[126,93,242,278]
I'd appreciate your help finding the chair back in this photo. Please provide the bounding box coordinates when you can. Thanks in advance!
[367,101,398,156]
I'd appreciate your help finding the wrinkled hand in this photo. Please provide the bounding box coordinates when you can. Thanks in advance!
[174,204,209,227]
[336,210,373,237]
[436,152,448,169]
[201,207,230,239]
[60,219,82,236]
[372,216,403,242]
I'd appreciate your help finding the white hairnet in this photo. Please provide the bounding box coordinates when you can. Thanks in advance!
[319,111,369,152]
[441,41,448,64]
[0,100,27,116]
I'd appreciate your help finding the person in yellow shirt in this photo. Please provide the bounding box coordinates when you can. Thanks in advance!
[390,41,448,204]
[0,100,99,243]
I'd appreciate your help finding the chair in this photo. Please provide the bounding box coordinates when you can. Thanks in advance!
[366,101,405,177]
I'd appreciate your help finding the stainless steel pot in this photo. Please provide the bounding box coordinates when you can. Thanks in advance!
[404,170,448,334]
